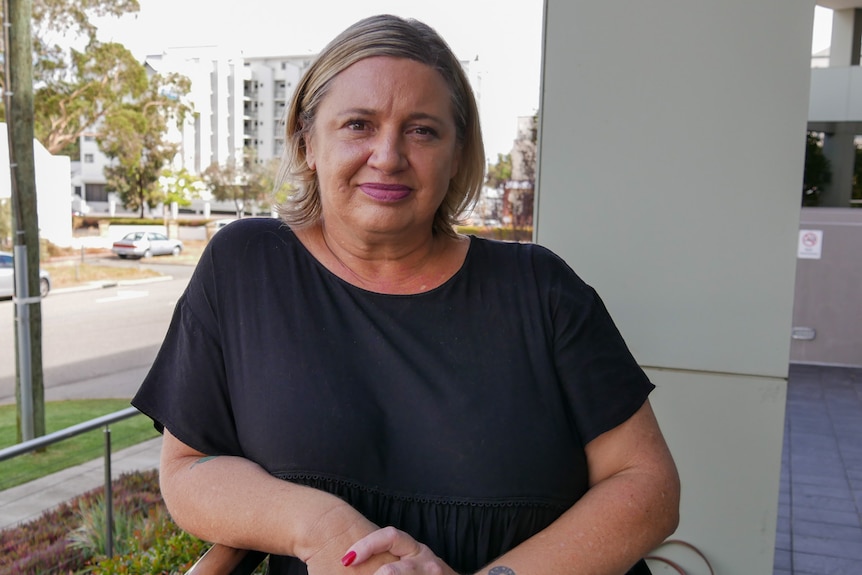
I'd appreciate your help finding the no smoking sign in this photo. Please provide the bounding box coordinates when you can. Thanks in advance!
[798,229,823,259]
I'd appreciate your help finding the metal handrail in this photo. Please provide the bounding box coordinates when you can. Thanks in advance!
[0,406,145,557]
[0,406,140,461]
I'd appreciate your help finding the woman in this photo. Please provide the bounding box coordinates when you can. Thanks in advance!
[132,14,680,575]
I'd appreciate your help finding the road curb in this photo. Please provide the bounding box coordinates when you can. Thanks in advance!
[52,275,174,295]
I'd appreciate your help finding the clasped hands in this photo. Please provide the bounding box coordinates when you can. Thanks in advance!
[310,525,461,575]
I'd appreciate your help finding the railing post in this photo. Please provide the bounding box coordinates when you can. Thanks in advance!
[104,425,113,557]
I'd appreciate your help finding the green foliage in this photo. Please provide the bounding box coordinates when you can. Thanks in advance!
[485,153,512,191]
[1,465,269,575]
[0,470,162,574]
[250,155,294,212]
[0,399,159,490]
[0,198,11,248]
[100,72,192,217]
[456,225,532,242]
[34,41,150,154]
[159,168,205,208]
[29,0,140,43]
[201,149,280,217]
[68,494,143,559]
[802,131,832,206]
[0,0,141,126]
[853,146,862,205]
[87,519,208,575]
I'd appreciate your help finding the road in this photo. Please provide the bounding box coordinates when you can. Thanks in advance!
[0,260,195,406]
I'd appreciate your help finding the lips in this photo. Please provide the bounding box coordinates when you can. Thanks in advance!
[358,183,412,202]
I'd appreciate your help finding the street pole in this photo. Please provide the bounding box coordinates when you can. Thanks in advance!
[3,0,45,442]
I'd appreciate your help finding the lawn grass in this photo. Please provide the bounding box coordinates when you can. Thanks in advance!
[0,399,159,491]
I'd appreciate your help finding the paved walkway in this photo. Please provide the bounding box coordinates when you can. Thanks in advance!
[0,436,161,531]
[1,364,860,574]
[773,364,862,575]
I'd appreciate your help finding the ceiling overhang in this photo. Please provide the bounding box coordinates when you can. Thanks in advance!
[818,1,862,10]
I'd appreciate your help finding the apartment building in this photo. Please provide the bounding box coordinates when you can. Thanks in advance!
[243,56,314,165]
[73,49,313,214]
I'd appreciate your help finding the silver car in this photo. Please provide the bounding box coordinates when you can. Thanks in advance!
[0,251,51,299]
[112,231,183,259]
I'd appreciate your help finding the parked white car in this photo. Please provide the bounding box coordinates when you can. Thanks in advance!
[0,251,51,299]
[112,231,183,259]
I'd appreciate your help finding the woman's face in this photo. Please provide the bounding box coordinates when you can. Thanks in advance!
[305,56,461,240]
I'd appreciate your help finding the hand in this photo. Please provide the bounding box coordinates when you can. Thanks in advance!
[341,526,459,575]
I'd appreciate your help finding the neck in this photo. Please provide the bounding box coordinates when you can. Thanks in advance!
[300,223,466,295]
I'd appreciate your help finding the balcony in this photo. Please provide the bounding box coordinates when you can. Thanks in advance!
[809,66,862,130]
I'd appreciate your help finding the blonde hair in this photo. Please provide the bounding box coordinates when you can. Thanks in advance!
[275,14,485,237]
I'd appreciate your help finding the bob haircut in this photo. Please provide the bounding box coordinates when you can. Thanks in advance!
[276,14,485,237]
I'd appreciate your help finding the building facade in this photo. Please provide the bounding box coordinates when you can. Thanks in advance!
[73,50,314,214]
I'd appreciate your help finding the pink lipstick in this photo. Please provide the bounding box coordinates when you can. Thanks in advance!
[359,183,412,202]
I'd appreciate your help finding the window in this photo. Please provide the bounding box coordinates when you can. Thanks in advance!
[84,154,94,163]
[85,184,108,202]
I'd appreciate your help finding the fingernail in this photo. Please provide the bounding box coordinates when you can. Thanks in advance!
[341,550,357,566]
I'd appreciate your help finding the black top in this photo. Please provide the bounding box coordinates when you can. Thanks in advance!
[132,218,654,574]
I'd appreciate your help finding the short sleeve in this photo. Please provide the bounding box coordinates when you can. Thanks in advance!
[131,247,244,457]
[540,249,654,445]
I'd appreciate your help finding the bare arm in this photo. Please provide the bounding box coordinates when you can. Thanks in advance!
[475,400,680,574]
[344,400,679,575]
[159,428,397,573]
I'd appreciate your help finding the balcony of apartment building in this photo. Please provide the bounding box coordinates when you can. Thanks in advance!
[809,1,862,207]
[243,79,259,100]
[274,80,287,102]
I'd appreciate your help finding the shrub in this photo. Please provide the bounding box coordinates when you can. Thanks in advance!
[85,513,208,575]
[0,470,163,574]
[1,469,269,575]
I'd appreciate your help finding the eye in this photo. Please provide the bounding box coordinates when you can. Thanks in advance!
[345,119,369,131]
[412,126,439,138]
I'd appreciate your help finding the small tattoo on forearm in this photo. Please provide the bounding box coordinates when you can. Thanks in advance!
[488,567,516,575]
[190,455,219,469]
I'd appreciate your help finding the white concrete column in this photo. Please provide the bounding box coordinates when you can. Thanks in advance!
[537,0,812,572]
[830,8,859,66]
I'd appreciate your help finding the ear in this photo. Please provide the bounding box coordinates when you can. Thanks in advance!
[305,134,317,171]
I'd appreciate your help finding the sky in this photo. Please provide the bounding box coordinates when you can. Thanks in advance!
[95,1,834,161]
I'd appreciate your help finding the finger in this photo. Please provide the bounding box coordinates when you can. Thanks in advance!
[342,526,422,566]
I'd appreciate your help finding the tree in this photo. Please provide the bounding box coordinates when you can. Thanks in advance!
[202,150,288,217]
[0,0,140,121]
[481,153,512,226]
[485,152,512,191]
[853,145,862,204]
[33,41,149,155]
[202,160,247,217]
[802,131,831,207]
[247,154,293,214]
[0,198,10,248]
[99,72,191,217]
[159,167,205,211]
[508,113,538,228]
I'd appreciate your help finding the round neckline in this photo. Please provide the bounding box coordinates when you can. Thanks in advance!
[289,228,477,298]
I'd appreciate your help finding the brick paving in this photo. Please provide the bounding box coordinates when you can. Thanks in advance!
[773,364,862,575]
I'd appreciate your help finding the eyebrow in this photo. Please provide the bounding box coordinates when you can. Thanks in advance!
[336,108,448,126]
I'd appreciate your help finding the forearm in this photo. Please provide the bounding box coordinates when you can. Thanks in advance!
[158,433,378,563]
[475,470,680,575]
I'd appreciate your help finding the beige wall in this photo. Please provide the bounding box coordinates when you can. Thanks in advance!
[536,0,813,572]
[791,207,862,366]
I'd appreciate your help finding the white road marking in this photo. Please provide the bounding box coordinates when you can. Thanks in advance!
[95,290,149,303]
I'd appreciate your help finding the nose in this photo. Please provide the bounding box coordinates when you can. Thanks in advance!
[367,128,407,173]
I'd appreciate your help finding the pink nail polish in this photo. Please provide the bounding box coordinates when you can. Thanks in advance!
[341,550,357,566]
